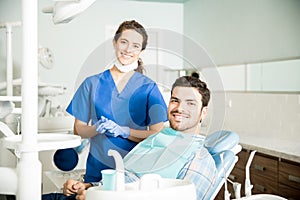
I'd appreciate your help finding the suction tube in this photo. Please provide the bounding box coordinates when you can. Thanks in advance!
[108,149,125,191]
[245,150,256,197]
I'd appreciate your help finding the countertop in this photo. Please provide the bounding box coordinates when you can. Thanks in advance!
[239,135,300,163]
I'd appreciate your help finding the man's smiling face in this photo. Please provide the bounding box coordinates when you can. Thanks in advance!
[168,86,206,133]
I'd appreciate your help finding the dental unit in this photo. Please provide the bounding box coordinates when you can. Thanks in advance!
[0,1,88,199]
[85,150,197,200]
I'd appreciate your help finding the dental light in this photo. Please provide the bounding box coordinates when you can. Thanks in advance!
[42,0,96,24]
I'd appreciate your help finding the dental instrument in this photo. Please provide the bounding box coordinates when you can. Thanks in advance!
[108,149,125,191]
[221,151,231,200]
[245,150,256,197]
[227,177,242,199]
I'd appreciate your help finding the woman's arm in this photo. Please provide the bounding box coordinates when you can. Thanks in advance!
[127,122,165,142]
[73,118,98,138]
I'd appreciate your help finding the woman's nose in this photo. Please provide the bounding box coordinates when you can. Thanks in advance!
[125,44,135,53]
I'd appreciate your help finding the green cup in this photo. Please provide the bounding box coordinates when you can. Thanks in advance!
[101,169,116,191]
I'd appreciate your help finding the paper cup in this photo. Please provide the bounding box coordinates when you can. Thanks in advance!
[101,169,116,191]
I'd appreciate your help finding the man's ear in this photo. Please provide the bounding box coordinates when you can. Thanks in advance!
[201,106,208,120]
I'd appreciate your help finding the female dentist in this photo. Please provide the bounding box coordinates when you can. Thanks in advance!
[66,20,168,183]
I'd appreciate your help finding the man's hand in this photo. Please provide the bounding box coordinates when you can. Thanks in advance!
[62,179,86,196]
[75,188,87,200]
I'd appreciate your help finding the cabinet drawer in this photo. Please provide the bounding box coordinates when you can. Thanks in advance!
[279,183,300,200]
[279,161,300,190]
[251,154,278,180]
[230,167,245,183]
[235,149,250,170]
[251,174,278,194]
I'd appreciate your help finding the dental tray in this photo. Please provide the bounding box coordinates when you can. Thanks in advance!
[3,133,81,152]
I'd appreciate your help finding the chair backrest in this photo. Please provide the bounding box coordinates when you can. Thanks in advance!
[203,130,241,199]
[204,130,239,155]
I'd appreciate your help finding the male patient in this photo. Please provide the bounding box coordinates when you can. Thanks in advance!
[43,76,217,200]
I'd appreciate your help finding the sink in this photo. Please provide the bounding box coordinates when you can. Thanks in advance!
[38,115,74,133]
[85,176,197,200]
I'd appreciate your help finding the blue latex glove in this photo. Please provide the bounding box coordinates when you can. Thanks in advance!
[98,117,130,138]
[94,116,108,134]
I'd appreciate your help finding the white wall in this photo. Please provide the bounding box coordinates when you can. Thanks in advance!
[184,0,300,66]
[0,0,183,108]
[0,0,22,86]
[183,0,300,146]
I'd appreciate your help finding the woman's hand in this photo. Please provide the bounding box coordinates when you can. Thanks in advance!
[94,116,108,134]
[95,116,130,138]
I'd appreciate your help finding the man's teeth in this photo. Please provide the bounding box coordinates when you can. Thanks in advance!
[174,115,183,121]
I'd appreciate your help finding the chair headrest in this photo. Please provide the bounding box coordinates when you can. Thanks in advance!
[53,148,78,171]
[204,130,239,155]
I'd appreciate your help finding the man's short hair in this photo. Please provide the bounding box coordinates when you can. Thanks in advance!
[171,76,210,107]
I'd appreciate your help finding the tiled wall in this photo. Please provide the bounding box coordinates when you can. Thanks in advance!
[219,92,300,141]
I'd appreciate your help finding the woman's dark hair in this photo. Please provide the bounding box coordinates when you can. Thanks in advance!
[114,20,148,74]
[171,76,210,107]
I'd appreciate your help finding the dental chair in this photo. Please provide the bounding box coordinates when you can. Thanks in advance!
[204,130,242,200]
[85,130,241,200]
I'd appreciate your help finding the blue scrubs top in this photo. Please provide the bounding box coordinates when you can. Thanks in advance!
[66,70,167,182]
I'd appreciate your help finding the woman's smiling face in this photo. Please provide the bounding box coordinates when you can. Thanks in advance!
[113,29,143,65]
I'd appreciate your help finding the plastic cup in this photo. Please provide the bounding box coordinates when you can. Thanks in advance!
[101,169,116,191]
